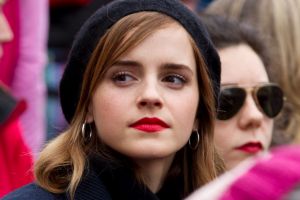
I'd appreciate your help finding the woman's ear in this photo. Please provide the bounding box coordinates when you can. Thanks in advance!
[86,102,94,123]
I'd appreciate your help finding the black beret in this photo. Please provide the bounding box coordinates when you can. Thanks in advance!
[60,0,221,123]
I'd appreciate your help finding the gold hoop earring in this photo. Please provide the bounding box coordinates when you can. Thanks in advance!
[82,122,92,142]
[189,130,200,150]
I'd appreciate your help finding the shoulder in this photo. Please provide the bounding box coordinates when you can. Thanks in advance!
[2,183,66,200]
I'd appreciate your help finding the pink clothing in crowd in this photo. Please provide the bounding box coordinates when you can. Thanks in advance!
[0,0,20,86]
[186,145,300,200]
[220,145,300,200]
[0,119,34,198]
[0,82,34,197]
[10,0,48,157]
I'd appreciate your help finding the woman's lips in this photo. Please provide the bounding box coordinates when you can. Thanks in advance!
[129,117,170,133]
[235,142,263,153]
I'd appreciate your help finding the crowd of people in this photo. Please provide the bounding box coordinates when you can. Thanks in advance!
[1,0,300,199]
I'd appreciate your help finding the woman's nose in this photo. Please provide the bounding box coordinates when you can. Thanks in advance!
[0,12,13,44]
[137,80,163,109]
[238,94,264,130]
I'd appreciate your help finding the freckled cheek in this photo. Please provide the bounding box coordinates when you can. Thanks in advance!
[170,94,198,138]
[97,94,122,110]
[92,91,129,133]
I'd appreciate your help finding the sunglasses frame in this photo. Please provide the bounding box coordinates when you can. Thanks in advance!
[217,83,285,120]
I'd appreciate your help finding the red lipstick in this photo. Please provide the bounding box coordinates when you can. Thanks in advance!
[129,117,169,133]
[236,142,263,154]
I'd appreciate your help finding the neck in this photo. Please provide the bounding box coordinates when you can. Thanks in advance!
[135,155,175,193]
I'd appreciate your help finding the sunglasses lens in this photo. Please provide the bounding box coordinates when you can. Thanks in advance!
[217,87,246,120]
[256,85,284,118]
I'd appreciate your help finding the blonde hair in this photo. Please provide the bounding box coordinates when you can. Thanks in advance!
[206,0,300,145]
[35,12,224,199]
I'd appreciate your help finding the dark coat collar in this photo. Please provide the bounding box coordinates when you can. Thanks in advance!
[85,156,183,200]
[2,157,183,200]
[73,166,112,200]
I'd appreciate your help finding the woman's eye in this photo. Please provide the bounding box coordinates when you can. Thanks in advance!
[112,72,136,85]
[162,74,187,88]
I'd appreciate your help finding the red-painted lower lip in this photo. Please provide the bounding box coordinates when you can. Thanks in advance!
[132,124,166,132]
[130,117,169,133]
[236,142,263,153]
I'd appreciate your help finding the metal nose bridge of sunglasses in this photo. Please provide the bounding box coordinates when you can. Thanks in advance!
[243,86,266,115]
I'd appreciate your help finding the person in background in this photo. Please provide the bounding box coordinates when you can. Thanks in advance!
[3,0,224,199]
[0,0,48,157]
[200,14,285,170]
[0,0,33,197]
[205,0,300,146]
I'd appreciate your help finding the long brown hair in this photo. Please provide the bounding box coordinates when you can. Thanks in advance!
[35,11,224,199]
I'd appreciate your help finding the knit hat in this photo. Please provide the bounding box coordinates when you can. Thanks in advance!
[59,0,221,123]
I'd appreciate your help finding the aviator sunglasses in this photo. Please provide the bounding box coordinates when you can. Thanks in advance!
[217,83,285,120]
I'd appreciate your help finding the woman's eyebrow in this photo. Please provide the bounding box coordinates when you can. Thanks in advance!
[113,60,194,75]
[161,63,194,75]
[113,60,142,68]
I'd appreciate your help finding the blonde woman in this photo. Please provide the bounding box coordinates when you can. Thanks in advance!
[205,0,300,145]
[3,0,224,199]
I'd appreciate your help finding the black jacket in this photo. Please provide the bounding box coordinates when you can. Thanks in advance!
[2,157,183,200]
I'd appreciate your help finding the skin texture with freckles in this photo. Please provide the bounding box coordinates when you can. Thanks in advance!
[214,44,273,170]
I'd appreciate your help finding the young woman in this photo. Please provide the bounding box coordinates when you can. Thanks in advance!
[200,14,285,170]
[3,0,224,199]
